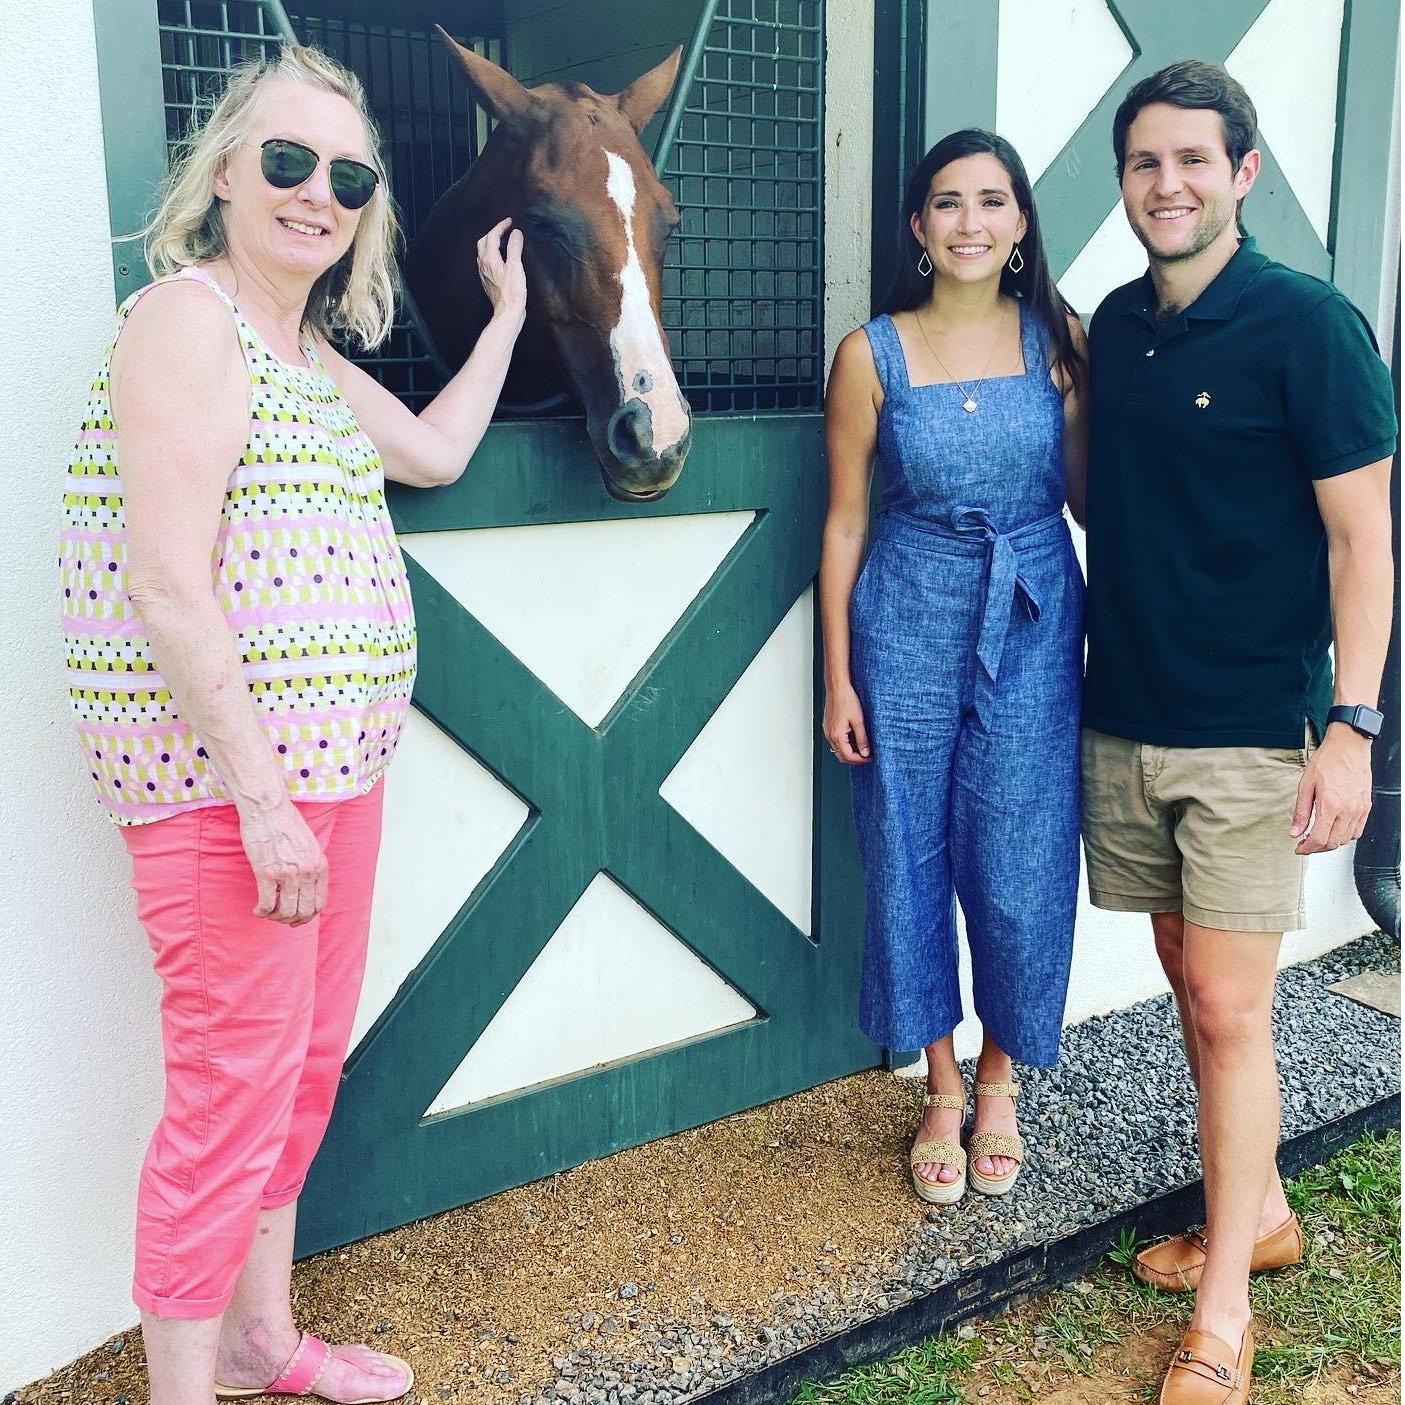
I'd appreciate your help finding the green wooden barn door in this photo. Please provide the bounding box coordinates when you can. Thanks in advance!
[301,411,872,1251]
[296,0,874,1252]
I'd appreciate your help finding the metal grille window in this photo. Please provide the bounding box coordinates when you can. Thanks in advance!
[286,10,501,410]
[158,0,286,142]
[658,0,824,412]
[151,0,825,415]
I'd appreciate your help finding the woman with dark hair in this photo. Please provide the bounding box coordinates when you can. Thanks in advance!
[820,130,1087,1204]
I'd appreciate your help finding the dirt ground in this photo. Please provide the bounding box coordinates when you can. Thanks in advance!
[19,1070,935,1404]
[15,1070,1399,1405]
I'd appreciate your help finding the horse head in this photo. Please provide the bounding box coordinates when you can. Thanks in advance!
[407,31,692,502]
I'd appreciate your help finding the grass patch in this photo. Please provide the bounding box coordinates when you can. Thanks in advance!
[795,1130,1400,1404]
[792,1336,976,1405]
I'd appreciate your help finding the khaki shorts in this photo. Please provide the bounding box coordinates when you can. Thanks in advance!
[1080,727,1313,932]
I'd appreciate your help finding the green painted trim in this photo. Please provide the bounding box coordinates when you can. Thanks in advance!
[921,0,997,139]
[264,0,299,38]
[388,414,829,530]
[870,0,926,310]
[299,413,878,1254]
[652,0,719,168]
[1331,0,1400,338]
[92,0,166,302]
[1241,142,1332,281]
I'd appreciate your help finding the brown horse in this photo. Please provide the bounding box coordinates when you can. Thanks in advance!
[406,30,692,502]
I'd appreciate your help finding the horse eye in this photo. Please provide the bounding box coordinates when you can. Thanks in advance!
[653,208,679,244]
[523,211,573,248]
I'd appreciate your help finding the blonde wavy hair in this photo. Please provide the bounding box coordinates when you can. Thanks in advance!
[142,44,399,351]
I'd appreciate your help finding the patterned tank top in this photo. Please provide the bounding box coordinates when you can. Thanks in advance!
[59,267,417,825]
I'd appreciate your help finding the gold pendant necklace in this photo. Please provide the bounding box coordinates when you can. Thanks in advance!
[914,302,1009,413]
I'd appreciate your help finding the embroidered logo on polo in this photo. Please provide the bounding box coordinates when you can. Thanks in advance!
[58,268,417,823]
[1194,391,1212,409]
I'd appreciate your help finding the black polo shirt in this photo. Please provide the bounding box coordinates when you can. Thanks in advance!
[1084,237,1397,749]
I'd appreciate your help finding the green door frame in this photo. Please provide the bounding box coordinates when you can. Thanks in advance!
[93,0,167,302]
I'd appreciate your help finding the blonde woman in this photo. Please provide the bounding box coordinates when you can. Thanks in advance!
[58,45,524,1405]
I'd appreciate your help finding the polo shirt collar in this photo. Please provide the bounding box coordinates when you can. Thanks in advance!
[1121,235,1269,325]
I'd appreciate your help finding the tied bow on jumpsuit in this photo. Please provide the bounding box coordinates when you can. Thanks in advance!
[849,302,1083,1065]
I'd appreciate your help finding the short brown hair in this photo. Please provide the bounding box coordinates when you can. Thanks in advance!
[1112,60,1258,177]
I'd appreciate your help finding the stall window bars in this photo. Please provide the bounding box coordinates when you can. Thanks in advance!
[155,0,824,414]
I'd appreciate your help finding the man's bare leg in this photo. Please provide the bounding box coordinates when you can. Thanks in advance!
[1152,911,1291,1239]
[1180,920,1283,1348]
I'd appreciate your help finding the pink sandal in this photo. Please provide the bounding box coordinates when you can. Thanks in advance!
[214,1332,415,1404]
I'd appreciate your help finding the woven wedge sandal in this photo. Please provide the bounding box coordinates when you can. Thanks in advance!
[910,1091,967,1205]
[968,1079,1024,1196]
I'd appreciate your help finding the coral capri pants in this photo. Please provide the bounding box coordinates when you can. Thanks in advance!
[121,785,383,1318]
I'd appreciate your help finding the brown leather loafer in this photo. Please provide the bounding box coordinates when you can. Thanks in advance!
[1159,1323,1253,1404]
[1134,1212,1302,1292]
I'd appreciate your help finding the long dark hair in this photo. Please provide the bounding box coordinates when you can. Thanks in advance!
[880,129,1085,394]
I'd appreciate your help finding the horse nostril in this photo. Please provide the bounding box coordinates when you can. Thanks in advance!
[608,401,652,462]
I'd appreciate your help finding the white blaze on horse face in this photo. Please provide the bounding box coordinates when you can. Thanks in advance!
[603,151,689,454]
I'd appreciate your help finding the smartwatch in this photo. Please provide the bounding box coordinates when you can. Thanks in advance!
[1326,703,1385,739]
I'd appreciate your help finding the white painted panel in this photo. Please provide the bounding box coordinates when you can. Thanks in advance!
[428,872,756,1113]
[351,711,530,1051]
[1227,0,1344,244]
[661,588,815,933]
[1057,200,1149,317]
[996,0,1132,182]
[402,513,754,727]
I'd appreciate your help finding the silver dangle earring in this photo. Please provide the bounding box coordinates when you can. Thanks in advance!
[917,249,933,277]
[1007,243,1025,274]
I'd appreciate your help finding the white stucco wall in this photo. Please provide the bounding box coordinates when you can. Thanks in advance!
[0,1,166,1389]
[1,0,1391,1391]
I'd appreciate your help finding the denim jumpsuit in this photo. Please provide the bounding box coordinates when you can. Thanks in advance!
[849,303,1083,1066]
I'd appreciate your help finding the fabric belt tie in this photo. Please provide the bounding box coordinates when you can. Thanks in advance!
[887,506,1061,728]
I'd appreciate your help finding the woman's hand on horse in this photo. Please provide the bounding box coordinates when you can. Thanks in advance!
[238,798,330,926]
[824,684,872,764]
[477,217,527,325]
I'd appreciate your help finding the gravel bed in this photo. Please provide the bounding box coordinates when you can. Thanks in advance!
[524,932,1400,1405]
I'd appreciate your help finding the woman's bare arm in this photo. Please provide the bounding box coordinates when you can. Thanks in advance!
[819,328,880,764]
[1058,313,1089,528]
[111,280,327,924]
[324,220,527,488]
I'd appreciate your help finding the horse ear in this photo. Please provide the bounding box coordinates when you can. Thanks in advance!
[434,25,533,122]
[614,46,683,133]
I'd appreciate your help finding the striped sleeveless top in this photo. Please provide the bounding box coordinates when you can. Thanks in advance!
[59,267,417,825]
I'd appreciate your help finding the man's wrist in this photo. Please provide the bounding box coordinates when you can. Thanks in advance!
[1326,702,1384,740]
[1323,720,1374,747]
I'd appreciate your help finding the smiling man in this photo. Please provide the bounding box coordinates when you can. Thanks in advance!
[1081,61,1396,1405]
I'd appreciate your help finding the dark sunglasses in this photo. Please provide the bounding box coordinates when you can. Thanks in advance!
[257,138,380,211]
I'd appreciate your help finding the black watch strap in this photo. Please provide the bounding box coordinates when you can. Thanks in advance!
[1326,704,1384,739]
